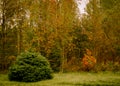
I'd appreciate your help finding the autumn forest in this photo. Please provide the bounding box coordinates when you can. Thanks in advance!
[0,0,120,73]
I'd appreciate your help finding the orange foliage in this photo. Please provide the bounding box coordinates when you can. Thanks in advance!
[82,49,96,71]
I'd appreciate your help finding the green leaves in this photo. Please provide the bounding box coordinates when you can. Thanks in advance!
[8,51,53,82]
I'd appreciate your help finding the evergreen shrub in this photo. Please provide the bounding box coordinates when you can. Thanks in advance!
[8,51,53,82]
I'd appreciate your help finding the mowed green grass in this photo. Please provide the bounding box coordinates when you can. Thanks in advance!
[0,72,120,86]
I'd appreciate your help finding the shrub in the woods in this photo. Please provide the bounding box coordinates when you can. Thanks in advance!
[82,49,96,71]
[94,61,120,72]
[0,56,16,71]
[73,33,91,58]
[48,48,61,72]
[8,51,53,82]
[64,56,81,72]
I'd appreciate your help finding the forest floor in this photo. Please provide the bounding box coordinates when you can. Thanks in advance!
[0,71,120,86]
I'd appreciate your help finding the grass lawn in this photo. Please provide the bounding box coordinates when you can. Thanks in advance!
[0,72,120,86]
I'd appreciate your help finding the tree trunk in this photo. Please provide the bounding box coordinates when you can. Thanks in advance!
[17,23,22,55]
[60,46,65,73]
[1,8,6,60]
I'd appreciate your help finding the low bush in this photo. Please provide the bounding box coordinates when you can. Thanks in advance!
[8,51,53,82]
[82,49,96,71]
[94,61,120,72]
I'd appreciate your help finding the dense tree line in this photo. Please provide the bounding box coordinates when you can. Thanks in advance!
[82,0,120,62]
[0,0,120,72]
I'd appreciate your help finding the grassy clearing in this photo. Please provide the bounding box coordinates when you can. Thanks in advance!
[0,72,120,86]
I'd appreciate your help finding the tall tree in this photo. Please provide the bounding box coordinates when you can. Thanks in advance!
[100,0,120,60]
[0,0,20,57]
[27,0,78,72]
[82,0,120,63]
[83,0,104,58]
[53,0,77,72]
[0,0,20,70]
